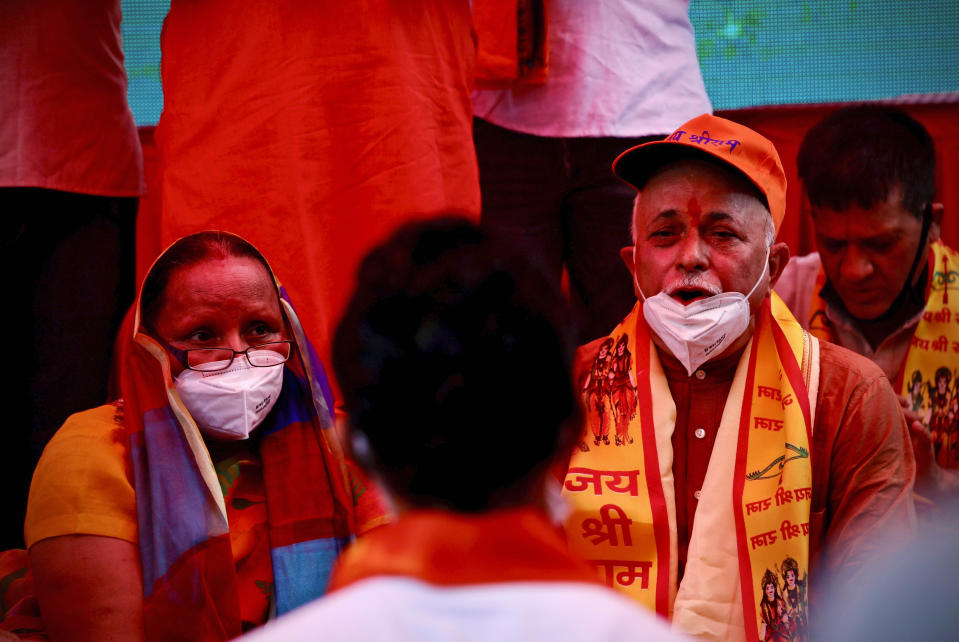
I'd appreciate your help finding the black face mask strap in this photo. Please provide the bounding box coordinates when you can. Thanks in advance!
[874,202,932,321]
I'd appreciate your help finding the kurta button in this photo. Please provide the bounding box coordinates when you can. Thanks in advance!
[695,369,706,380]
[694,428,706,439]
[693,490,702,500]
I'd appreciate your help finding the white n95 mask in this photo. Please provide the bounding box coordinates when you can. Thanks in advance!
[174,355,284,440]
[637,247,768,376]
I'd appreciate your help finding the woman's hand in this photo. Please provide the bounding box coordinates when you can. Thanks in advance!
[30,535,145,642]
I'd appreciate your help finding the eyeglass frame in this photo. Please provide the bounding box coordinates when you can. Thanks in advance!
[165,340,295,372]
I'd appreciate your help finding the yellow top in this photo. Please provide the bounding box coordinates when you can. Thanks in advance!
[25,404,137,548]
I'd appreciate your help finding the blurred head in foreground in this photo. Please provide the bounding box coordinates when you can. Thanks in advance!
[333,217,579,512]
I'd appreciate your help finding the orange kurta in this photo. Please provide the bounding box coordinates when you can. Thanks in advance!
[156,1,481,398]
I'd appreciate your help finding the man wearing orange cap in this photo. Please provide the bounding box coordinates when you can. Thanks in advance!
[560,113,916,640]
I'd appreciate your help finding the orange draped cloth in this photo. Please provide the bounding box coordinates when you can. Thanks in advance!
[155,1,481,398]
[473,0,549,89]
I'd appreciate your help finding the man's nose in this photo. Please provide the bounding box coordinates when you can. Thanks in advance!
[676,232,708,272]
[839,245,874,282]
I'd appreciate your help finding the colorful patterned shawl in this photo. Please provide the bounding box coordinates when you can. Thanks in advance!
[118,239,388,639]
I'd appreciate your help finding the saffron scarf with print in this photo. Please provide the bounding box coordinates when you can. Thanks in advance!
[326,507,600,592]
[118,249,389,640]
[563,294,815,641]
[808,240,959,468]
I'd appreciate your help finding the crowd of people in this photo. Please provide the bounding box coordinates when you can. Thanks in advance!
[3,2,957,641]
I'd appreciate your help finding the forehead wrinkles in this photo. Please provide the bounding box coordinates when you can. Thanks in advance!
[812,195,920,239]
[641,190,764,229]
[638,159,766,222]
[716,192,767,227]
[190,271,272,300]
[166,259,277,310]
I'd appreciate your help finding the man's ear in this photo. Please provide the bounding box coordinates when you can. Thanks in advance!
[767,241,791,289]
[619,246,640,298]
[619,245,635,272]
[928,202,944,244]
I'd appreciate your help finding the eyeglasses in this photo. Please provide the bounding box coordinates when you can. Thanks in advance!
[173,340,294,372]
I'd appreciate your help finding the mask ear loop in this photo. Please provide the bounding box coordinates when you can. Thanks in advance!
[869,202,932,322]
[633,247,649,302]
[905,203,933,308]
[743,245,772,302]
[634,245,771,303]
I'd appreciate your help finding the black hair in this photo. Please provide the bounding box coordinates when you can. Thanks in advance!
[797,105,935,219]
[332,217,578,512]
[140,231,272,332]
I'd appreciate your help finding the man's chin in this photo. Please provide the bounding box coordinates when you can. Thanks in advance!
[846,303,893,322]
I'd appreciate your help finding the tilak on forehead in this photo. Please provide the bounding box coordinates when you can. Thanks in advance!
[614,113,787,234]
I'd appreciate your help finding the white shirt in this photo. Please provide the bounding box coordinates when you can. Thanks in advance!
[471,0,712,138]
[241,576,684,642]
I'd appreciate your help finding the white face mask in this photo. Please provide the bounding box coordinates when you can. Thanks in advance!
[636,247,769,376]
[174,355,284,440]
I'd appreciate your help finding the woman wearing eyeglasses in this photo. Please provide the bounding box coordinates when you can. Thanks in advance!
[24,231,389,641]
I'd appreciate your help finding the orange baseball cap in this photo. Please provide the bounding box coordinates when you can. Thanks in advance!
[612,113,787,233]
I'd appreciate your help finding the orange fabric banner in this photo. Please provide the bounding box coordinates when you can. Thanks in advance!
[473,0,549,89]
[155,1,481,401]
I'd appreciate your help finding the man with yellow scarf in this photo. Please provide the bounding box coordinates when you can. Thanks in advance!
[561,113,916,641]
[775,105,959,500]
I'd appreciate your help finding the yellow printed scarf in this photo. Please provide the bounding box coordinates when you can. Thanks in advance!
[563,294,815,641]
[808,241,959,469]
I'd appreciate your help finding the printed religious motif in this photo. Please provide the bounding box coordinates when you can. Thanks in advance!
[757,558,808,642]
[564,468,641,496]
[607,335,637,446]
[578,333,637,449]
[758,385,793,409]
[907,365,959,468]
[581,504,633,546]
[589,560,652,590]
[745,443,810,481]
[745,497,773,515]
[749,530,778,550]
[931,254,959,303]
[754,416,785,431]
[582,337,614,448]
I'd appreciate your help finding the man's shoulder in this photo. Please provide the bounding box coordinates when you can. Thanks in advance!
[816,338,887,385]
[775,252,822,324]
[240,578,682,641]
[813,339,901,438]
